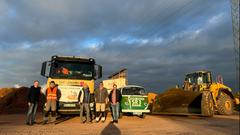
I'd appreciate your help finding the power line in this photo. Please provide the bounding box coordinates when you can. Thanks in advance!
[122,0,196,39]
[141,0,196,39]
[121,0,194,38]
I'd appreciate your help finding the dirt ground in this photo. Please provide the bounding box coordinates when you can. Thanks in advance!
[0,113,239,135]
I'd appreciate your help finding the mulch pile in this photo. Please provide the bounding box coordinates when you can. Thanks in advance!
[0,87,44,114]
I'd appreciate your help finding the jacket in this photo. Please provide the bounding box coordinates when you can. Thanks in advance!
[109,89,122,103]
[94,88,108,103]
[27,86,41,103]
[78,88,90,103]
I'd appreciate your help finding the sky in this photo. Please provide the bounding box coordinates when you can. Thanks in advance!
[0,0,237,92]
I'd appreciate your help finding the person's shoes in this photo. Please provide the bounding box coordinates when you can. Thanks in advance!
[95,117,99,123]
[86,121,91,124]
[51,117,56,123]
[42,120,47,125]
[26,122,30,125]
[115,120,118,124]
[101,117,105,123]
[111,120,115,123]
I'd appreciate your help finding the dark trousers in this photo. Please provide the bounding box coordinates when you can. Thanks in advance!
[26,102,38,124]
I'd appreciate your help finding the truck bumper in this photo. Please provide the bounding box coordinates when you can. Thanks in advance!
[122,109,150,113]
[58,109,80,114]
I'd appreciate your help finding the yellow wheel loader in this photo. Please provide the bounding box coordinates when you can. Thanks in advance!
[152,70,237,117]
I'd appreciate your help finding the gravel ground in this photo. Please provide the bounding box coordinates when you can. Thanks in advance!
[0,113,239,135]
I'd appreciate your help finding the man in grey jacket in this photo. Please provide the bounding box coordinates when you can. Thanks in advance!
[94,82,108,123]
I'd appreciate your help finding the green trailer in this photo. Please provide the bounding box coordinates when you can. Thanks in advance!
[119,85,150,118]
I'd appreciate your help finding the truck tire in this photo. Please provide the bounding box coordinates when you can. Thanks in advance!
[201,91,214,117]
[217,93,234,115]
[119,112,123,119]
[140,113,146,119]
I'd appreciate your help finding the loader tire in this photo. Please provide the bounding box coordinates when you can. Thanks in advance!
[217,93,233,115]
[201,91,214,117]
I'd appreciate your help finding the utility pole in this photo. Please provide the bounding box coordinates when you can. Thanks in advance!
[231,0,239,90]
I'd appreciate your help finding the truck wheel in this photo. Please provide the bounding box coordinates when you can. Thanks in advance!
[217,93,234,115]
[140,113,146,119]
[201,91,214,117]
[119,112,123,119]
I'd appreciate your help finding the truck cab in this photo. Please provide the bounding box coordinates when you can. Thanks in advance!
[41,55,102,114]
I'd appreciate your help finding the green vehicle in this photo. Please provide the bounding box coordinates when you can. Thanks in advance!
[119,85,150,118]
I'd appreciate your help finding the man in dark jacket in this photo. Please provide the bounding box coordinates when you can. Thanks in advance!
[109,84,122,123]
[26,80,41,125]
[78,83,91,123]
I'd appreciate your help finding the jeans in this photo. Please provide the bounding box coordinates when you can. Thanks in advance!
[80,103,90,122]
[26,102,38,124]
[111,102,120,121]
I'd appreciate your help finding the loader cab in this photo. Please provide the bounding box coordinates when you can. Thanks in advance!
[184,71,212,91]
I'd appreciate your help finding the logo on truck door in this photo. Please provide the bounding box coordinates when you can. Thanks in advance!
[58,85,82,102]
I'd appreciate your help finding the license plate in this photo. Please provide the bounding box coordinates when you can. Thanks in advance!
[133,112,142,115]
[63,104,76,107]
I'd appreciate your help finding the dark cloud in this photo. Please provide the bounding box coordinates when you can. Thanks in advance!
[0,0,237,92]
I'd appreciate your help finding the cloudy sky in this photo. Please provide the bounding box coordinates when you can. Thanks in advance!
[0,0,237,92]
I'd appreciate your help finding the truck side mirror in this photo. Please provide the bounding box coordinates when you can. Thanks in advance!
[41,61,51,77]
[95,65,102,79]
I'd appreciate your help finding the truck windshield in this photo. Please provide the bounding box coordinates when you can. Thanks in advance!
[50,60,94,80]
[122,87,145,95]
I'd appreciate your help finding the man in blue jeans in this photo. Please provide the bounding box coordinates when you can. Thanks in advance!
[109,84,122,123]
[26,80,41,125]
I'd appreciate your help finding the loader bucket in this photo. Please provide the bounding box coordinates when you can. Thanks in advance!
[151,88,213,116]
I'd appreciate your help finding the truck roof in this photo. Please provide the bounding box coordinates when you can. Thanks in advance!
[51,55,95,63]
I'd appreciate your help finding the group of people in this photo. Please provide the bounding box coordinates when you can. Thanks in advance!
[26,80,61,125]
[79,82,122,124]
[26,80,122,126]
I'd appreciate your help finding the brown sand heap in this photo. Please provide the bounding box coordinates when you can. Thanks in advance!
[0,87,44,114]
